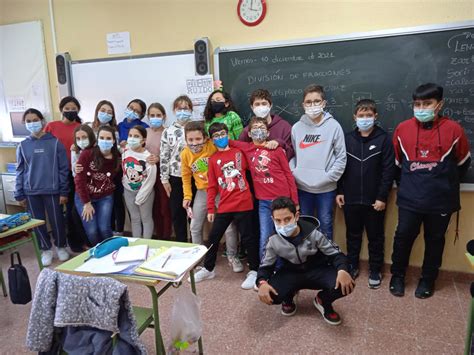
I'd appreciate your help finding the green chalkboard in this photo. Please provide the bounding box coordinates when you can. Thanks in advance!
[216,23,474,186]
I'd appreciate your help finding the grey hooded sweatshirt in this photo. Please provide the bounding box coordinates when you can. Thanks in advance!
[290,112,346,193]
[257,215,348,283]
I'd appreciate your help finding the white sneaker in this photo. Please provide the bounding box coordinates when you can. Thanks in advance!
[241,270,257,290]
[41,250,53,266]
[189,267,215,283]
[228,256,244,273]
[56,247,70,262]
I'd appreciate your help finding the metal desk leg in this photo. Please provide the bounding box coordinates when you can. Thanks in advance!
[189,269,204,355]
[30,231,43,270]
[147,285,166,355]
[0,268,7,297]
[465,298,474,355]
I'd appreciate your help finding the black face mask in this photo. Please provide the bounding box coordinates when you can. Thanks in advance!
[211,101,226,114]
[63,111,79,122]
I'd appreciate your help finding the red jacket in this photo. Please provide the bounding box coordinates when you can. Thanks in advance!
[207,147,254,214]
[230,140,298,204]
[393,116,471,214]
[74,149,117,204]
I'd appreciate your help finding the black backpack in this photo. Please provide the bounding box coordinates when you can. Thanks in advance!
[8,251,32,304]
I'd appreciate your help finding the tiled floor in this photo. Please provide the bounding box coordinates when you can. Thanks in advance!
[0,243,471,354]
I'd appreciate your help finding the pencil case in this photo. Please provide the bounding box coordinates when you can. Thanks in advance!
[87,237,129,259]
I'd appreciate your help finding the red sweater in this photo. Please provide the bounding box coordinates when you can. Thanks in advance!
[207,147,253,214]
[74,149,117,204]
[230,140,298,204]
[45,120,80,167]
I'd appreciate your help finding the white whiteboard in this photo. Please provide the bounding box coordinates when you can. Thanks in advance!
[0,21,52,141]
[71,51,196,125]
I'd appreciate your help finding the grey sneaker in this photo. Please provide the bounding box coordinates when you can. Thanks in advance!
[368,271,382,289]
[228,256,244,273]
[41,250,53,267]
[241,270,257,290]
[56,247,70,262]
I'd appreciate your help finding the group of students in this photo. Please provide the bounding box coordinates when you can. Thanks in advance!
[14,82,470,326]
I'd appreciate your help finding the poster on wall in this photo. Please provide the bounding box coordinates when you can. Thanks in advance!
[185,74,214,120]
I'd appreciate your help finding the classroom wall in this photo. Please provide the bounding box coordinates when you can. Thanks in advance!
[2,0,473,272]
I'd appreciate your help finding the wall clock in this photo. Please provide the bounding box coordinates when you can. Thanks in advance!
[237,0,267,27]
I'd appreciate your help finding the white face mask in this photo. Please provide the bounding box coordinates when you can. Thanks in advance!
[305,105,324,118]
[253,105,271,118]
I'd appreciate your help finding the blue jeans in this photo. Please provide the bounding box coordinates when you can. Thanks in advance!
[298,189,336,240]
[74,193,113,246]
[258,200,275,260]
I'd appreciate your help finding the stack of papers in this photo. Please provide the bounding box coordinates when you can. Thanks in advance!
[74,245,208,281]
[134,246,208,280]
[113,245,149,263]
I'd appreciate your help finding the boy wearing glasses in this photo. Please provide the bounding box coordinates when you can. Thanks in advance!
[290,84,346,240]
[192,122,260,290]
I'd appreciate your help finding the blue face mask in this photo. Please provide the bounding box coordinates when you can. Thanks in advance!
[275,220,298,237]
[176,110,192,122]
[76,139,90,150]
[213,136,229,149]
[127,137,142,149]
[149,118,163,128]
[125,108,139,121]
[414,109,436,123]
[356,117,375,132]
[25,121,43,134]
[98,111,113,124]
[98,139,114,152]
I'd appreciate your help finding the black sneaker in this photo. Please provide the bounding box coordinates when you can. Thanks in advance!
[313,292,341,326]
[281,298,297,316]
[389,275,405,297]
[349,267,359,280]
[368,271,382,289]
[415,278,435,299]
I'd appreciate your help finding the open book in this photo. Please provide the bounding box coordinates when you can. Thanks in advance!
[134,245,208,280]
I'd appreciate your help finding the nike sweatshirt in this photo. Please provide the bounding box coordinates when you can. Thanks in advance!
[290,112,346,194]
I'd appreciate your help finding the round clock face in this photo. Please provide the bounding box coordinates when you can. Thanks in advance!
[238,0,267,27]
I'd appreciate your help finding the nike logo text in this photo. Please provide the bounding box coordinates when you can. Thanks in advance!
[299,134,324,149]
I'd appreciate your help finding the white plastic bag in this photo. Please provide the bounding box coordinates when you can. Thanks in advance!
[168,286,202,354]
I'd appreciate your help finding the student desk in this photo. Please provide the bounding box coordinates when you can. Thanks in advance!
[0,214,44,296]
[55,239,204,355]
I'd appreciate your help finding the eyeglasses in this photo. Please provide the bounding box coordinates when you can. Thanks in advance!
[303,100,323,107]
[212,132,227,139]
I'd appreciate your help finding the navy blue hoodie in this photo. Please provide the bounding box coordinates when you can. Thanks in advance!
[15,132,69,200]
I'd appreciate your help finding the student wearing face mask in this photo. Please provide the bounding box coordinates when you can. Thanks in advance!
[389,83,471,299]
[336,99,395,289]
[203,89,243,140]
[122,126,157,239]
[145,103,172,240]
[15,109,70,266]
[74,126,120,246]
[230,117,299,260]
[180,122,242,271]
[45,96,87,252]
[256,197,354,324]
[160,95,193,242]
[91,100,119,139]
[239,89,295,160]
[117,99,148,149]
[290,84,346,241]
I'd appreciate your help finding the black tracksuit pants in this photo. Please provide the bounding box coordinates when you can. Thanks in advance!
[391,207,452,281]
[204,210,259,272]
[343,204,385,273]
[268,265,345,306]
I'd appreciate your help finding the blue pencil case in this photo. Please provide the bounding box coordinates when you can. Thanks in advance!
[0,213,31,232]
